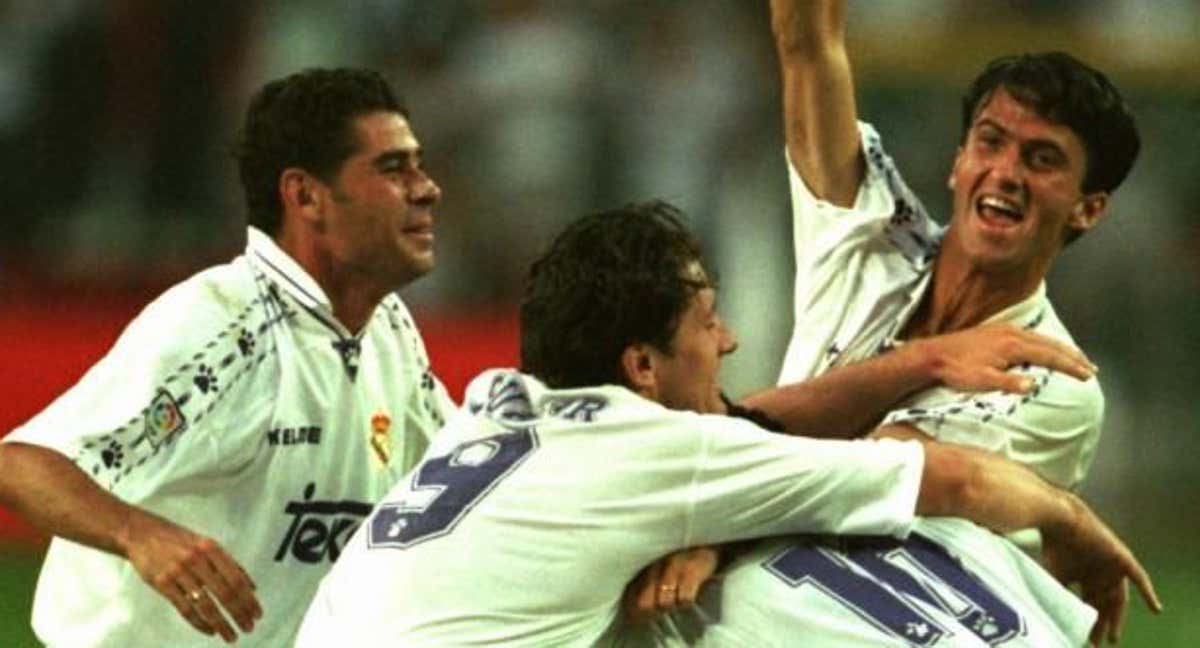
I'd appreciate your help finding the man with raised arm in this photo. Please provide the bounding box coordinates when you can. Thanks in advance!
[626,1,1144,645]
[295,202,1155,647]
[0,68,454,646]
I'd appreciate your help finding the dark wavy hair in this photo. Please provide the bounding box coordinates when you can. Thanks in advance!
[520,201,708,389]
[962,52,1139,196]
[234,68,408,235]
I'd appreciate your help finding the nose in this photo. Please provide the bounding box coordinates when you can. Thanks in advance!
[990,144,1023,193]
[719,320,739,356]
[410,169,442,206]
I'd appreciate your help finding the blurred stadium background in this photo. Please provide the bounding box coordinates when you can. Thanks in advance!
[1,1,1197,645]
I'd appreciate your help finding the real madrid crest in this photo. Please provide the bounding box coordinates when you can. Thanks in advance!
[370,410,392,465]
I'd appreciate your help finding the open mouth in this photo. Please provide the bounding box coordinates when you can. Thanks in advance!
[975,195,1024,228]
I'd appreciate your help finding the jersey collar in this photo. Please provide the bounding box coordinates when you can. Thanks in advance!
[981,281,1048,329]
[245,226,335,315]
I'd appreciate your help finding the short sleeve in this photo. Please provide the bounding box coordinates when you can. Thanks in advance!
[789,122,941,274]
[684,417,925,547]
[4,266,272,493]
[881,369,1102,489]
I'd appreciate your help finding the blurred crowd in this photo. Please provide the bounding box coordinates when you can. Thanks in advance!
[0,0,1198,503]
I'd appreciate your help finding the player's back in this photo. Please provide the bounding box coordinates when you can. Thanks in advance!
[297,368,930,647]
[296,370,744,646]
[623,518,1095,648]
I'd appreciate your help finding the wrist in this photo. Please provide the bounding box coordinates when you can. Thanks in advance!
[893,337,943,390]
[1041,489,1085,544]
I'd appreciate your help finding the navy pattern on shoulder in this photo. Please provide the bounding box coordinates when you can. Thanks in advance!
[78,270,296,489]
[884,307,1054,431]
[862,129,942,267]
[383,293,446,428]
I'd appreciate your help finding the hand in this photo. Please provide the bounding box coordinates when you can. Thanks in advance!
[622,547,720,622]
[908,324,1096,394]
[120,509,262,643]
[1041,495,1162,646]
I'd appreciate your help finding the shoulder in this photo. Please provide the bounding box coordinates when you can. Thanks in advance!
[789,121,941,267]
[124,257,264,351]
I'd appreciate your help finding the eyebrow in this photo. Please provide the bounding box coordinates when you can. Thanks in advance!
[973,119,1067,156]
[372,148,421,170]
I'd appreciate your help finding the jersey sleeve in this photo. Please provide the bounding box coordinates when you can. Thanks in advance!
[780,123,943,384]
[788,122,941,282]
[683,417,925,547]
[3,267,272,495]
[880,369,1103,489]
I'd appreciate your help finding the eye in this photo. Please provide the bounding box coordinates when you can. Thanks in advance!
[1029,148,1062,170]
[976,133,1001,150]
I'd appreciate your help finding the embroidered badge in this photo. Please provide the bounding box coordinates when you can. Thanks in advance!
[144,389,187,449]
[370,411,392,465]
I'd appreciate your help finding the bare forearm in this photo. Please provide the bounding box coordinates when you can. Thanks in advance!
[771,0,861,205]
[0,442,139,557]
[771,0,845,56]
[742,343,940,438]
[914,436,1079,536]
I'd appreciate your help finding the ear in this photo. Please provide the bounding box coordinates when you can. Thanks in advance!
[280,168,323,224]
[620,343,658,399]
[1067,191,1109,234]
[947,146,964,190]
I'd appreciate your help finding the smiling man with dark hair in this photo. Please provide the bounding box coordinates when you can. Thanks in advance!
[0,67,454,646]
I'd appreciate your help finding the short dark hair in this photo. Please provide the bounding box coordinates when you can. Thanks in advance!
[962,52,1139,195]
[235,68,408,235]
[521,201,708,389]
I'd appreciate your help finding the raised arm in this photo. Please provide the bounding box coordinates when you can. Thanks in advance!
[742,323,1095,439]
[0,442,261,642]
[771,0,863,206]
[889,426,1162,644]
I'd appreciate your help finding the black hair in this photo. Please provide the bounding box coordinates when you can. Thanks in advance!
[520,200,708,389]
[234,67,408,235]
[962,52,1138,196]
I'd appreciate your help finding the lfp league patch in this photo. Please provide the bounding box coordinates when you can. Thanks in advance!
[144,389,187,449]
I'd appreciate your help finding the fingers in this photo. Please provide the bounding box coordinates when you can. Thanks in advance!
[157,576,216,638]
[1110,581,1129,644]
[660,547,720,607]
[1009,330,1095,381]
[623,562,664,622]
[978,367,1034,395]
[1126,555,1163,615]
[624,548,721,622]
[173,573,237,643]
[199,540,263,631]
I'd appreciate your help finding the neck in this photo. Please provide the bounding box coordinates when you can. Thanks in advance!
[903,247,1043,339]
[276,227,391,335]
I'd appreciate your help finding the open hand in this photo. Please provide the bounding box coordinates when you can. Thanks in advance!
[909,323,1095,394]
[121,509,262,643]
[1041,495,1162,645]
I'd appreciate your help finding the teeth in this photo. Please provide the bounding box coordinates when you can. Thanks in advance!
[978,195,1022,218]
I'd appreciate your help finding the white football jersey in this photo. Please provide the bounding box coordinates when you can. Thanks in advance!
[296,369,927,647]
[4,227,453,647]
[623,518,1095,647]
[778,122,1101,490]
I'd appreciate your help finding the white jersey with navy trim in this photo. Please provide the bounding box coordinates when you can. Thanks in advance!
[4,227,454,647]
[622,518,1095,648]
[777,122,1101,489]
[295,369,926,647]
